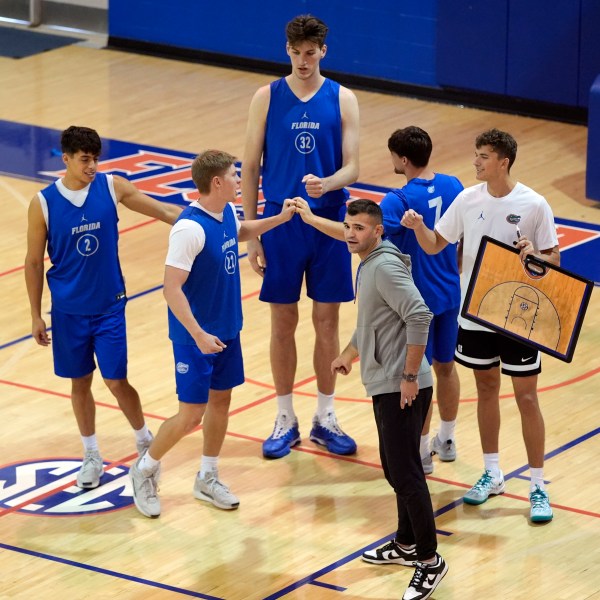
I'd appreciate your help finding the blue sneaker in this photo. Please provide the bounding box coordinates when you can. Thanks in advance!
[530,485,553,522]
[262,412,301,458]
[309,412,357,455]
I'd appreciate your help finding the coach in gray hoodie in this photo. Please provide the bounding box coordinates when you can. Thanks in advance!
[332,199,448,600]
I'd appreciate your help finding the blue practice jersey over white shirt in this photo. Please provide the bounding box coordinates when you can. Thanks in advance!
[262,77,348,209]
[39,172,125,315]
[380,174,463,315]
[166,202,242,345]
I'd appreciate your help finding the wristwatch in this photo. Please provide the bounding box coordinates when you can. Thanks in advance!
[401,372,418,382]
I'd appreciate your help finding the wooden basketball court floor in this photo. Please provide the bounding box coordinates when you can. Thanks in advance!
[1,34,599,600]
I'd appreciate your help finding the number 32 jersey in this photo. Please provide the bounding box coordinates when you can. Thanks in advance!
[262,77,348,209]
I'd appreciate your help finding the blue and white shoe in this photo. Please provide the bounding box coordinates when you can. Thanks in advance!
[530,485,553,522]
[262,412,301,459]
[309,412,357,455]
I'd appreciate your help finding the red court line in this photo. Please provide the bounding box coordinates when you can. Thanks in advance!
[0,379,167,422]
[0,218,160,279]
[2,378,599,520]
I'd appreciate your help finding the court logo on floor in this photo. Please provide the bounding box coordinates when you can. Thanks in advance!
[0,459,133,516]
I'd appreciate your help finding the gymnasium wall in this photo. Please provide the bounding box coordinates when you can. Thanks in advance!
[108,1,600,117]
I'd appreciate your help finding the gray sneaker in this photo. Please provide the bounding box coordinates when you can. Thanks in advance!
[136,431,154,456]
[431,435,457,462]
[76,450,103,489]
[130,459,161,518]
[422,453,433,475]
[193,470,239,510]
[463,470,505,505]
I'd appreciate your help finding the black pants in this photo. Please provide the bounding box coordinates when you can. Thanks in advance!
[372,387,436,561]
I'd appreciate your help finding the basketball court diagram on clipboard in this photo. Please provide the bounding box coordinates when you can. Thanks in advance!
[462,236,593,362]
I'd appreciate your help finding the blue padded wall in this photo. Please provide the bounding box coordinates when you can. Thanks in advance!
[109,0,438,86]
[437,0,508,94]
[506,0,579,106]
[580,0,600,107]
[586,75,600,201]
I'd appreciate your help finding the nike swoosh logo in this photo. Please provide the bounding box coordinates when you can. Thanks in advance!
[423,574,438,589]
[521,357,533,362]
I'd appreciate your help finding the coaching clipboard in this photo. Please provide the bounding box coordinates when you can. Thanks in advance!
[461,235,593,362]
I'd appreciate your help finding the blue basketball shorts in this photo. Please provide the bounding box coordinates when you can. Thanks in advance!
[172,333,245,404]
[426,305,460,364]
[454,326,541,377]
[259,202,354,304]
[51,305,128,380]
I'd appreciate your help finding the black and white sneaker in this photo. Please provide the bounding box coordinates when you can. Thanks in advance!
[402,553,448,600]
[362,539,417,566]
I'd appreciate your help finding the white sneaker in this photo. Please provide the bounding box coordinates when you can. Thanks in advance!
[130,459,161,518]
[421,453,433,475]
[136,430,154,456]
[430,434,457,462]
[193,470,239,510]
[76,450,103,489]
[463,470,505,505]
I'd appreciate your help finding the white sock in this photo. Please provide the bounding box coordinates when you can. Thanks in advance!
[276,394,295,418]
[529,467,545,492]
[138,451,160,475]
[438,419,456,442]
[316,391,335,421]
[82,434,99,453]
[200,455,219,478]
[483,453,501,479]
[420,434,430,459]
[133,424,152,444]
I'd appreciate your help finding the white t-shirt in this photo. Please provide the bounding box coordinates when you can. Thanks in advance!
[436,182,559,331]
[165,201,241,271]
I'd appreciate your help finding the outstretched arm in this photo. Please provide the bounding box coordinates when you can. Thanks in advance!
[238,199,295,242]
[401,209,449,255]
[114,175,183,224]
[294,197,345,240]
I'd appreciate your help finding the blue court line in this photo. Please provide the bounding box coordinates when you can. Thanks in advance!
[261,424,600,599]
[309,580,347,592]
[0,541,224,599]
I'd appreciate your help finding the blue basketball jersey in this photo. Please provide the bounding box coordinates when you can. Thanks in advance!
[168,203,243,345]
[42,173,125,315]
[380,174,464,315]
[262,77,348,209]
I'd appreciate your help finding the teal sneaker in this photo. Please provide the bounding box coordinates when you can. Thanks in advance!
[530,485,553,522]
[463,470,505,505]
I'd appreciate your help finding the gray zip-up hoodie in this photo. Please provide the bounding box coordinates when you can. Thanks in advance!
[350,240,433,397]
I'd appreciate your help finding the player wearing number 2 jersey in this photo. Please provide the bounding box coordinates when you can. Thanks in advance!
[242,15,360,459]
[380,126,463,475]
[25,126,182,491]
